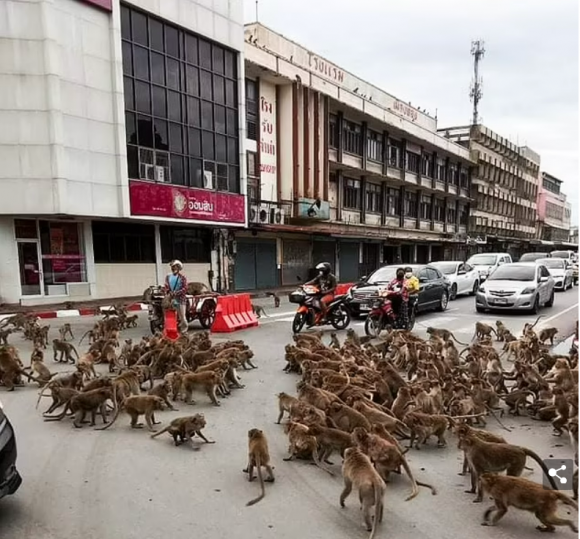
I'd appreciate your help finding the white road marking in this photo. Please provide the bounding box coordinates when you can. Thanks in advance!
[537,303,579,327]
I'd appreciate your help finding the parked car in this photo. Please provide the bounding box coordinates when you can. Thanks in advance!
[466,252,512,282]
[572,262,578,286]
[475,262,555,314]
[429,261,480,300]
[550,250,578,265]
[347,264,450,317]
[536,258,574,291]
[0,400,22,500]
[519,252,551,262]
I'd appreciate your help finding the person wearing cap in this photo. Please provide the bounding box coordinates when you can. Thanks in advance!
[164,260,188,333]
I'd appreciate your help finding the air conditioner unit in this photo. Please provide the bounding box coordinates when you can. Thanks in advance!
[249,205,261,223]
[155,166,167,182]
[203,170,214,189]
[140,163,155,181]
[270,207,284,225]
[258,204,270,224]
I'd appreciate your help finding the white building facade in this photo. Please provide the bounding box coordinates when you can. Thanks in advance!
[0,0,246,305]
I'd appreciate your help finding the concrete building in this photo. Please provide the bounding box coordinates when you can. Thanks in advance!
[570,226,578,245]
[236,23,472,291]
[440,124,540,260]
[536,172,573,245]
[0,0,246,305]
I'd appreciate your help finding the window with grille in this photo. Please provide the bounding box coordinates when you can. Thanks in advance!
[422,153,434,177]
[365,183,382,213]
[406,151,420,174]
[342,120,362,156]
[344,178,361,209]
[367,130,383,162]
[246,79,258,141]
[420,194,431,220]
[329,113,338,148]
[436,159,446,181]
[434,199,445,221]
[404,191,418,218]
[386,188,400,216]
[447,206,457,223]
[389,140,403,167]
[121,5,240,193]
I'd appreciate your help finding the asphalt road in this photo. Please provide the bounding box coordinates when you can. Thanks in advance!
[0,287,578,539]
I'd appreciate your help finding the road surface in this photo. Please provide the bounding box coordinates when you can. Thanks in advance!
[0,287,577,539]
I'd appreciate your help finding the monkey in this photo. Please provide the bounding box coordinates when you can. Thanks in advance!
[237,349,258,370]
[479,473,578,532]
[35,370,84,409]
[282,422,334,476]
[0,328,13,345]
[244,428,275,507]
[27,359,57,387]
[425,326,468,345]
[471,322,497,341]
[458,433,559,502]
[391,386,415,420]
[339,446,386,539]
[538,327,558,346]
[52,339,79,363]
[276,392,299,424]
[123,314,139,328]
[495,320,509,342]
[345,328,362,347]
[77,351,98,380]
[307,424,354,465]
[151,414,215,448]
[0,346,40,390]
[266,291,280,308]
[79,326,99,346]
[148,381,178,411]
[522,315,544,336]
[43,387,114,427]
[252,304,268,319]
[403,412,449,450]
[329,332,341,349]
[58,323,74,341]
[328,402,372,433]
[453,423,508,475]
[550,387,571,436]
[30,344,44,366]
[187,282,210,295]
[497,389,536,416]
[180,371,223,406]
[40,386,79,415]
[97,395,166,432]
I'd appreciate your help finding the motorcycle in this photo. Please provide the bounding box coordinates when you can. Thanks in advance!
[145,285,217,334]
[289,285,351,334]
[364,292,417,338]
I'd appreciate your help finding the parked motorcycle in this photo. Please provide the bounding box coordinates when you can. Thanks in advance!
[145,285,217,334]
[364,293,417,337]
[289,285,351,334]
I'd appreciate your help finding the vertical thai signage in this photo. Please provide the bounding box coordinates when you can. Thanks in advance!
[259,81,278,202]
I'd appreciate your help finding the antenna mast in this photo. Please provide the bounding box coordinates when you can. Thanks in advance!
[255,0,259,21]
[469,39,485,126]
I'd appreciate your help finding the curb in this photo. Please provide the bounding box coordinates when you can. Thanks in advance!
[0,303,148,323]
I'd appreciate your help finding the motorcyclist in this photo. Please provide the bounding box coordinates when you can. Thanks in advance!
[304,262,337,323]
[384,267,409,326]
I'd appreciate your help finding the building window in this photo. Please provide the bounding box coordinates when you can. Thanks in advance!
[420,194,431,220]
[342,119,362,156]
[246,79,258,141]
[389,140,402,168]
[446,206,457,224]
[459,205,469,225]
[436,158,446,181]
[92,221,155,263]
[448,163,458,185]
[422,153,434,177]
[247,150,258,179]
[366,182,382,213]
[121,5,240,193]
[406,151,420,174]
[434,199,445,221]
[404,191,417,218]
[160,226,211,263]
[367,130,383,162]
[329,113,338,149]
[343,178,361,209]
[459,167,468,188]
[386,188,399,216]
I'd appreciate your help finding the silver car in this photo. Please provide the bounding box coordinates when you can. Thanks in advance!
[475,262,555,314]
[536,258,574,291]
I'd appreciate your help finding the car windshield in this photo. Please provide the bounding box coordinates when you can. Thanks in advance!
[487,265,535,282]
[519,253,545,262]
[467,254,498,266]
[430,262,458,275]
[540,259,565,269]
[366,267,398,284]
[551,251,571,259]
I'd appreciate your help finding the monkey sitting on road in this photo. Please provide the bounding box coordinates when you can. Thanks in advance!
[538,327,558,346]
[244,428,275,506]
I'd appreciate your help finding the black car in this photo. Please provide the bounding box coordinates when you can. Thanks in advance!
[347,264,451,318]
[0,400,22,500]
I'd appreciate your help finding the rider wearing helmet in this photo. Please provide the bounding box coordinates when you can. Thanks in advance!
[305,262,337,322]
[164,259,188,333]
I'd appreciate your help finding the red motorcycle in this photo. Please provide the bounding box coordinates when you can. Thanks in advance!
[364,291,416,337]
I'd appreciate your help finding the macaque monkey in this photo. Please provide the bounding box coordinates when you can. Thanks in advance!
[0,328,13,345]
[266,291,280,308]
[538,327,558,346]
[150,414,215,449]
[43,387,114,428]
[426,327,467,345]
[252,304,268,319]
[52,339,79,363]
[244,428,275,506]
[97,395,166,432]
[59,323,74,341]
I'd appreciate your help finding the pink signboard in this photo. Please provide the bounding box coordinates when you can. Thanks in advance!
[129,181,246,224]
[79,0,113,11]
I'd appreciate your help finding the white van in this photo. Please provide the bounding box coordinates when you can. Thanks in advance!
[466,252,512,282]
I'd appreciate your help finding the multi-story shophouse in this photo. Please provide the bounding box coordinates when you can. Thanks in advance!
[235,23,473,291]
[0,0,246,305]
[440,124,540,260]
[536,172,573,247]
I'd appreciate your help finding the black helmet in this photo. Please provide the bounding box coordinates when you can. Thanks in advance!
[316,262,331,275]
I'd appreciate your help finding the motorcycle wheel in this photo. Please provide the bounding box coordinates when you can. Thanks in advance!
[292,312,307,334]
[364,314,382,338]
[330,305,351,330]
[407,309,416,331]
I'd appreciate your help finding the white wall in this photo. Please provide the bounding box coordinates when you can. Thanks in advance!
[0,218,20,305]
[95,263,157,299]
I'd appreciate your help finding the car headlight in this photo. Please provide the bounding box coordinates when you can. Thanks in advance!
[521,287,536,295]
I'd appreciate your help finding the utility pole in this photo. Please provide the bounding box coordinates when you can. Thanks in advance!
[255,0,259,21]
[469,40,485,126]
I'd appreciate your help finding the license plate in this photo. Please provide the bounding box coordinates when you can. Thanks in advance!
[493,298,508,304]
[360,304,370,311]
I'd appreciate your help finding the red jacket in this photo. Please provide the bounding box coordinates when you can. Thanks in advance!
[164,273,188,304]
[387,277,409,301]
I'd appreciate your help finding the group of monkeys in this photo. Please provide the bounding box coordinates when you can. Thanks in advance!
[242,319,579,538]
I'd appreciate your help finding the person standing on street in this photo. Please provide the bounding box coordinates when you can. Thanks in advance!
[164,260,188,333]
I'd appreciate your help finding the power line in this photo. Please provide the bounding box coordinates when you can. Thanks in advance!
[469,39,485,126]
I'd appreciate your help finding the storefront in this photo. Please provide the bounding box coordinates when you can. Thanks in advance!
[234,238,278,291]
[338,240,360,282]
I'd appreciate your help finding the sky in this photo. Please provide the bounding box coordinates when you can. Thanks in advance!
[243,0,579,225]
